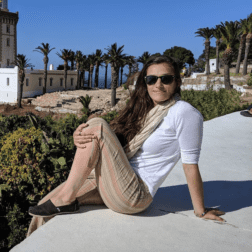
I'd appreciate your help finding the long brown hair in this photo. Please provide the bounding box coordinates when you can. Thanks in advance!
[110,55,181,148]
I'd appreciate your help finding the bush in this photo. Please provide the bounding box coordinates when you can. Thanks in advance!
[247,73,252,86]
[122,84,128,90]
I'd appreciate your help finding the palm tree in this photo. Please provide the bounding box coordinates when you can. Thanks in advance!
[236,17,250,74]
[242,14,252,75]
[137,51,151,66]
[102,53,110,89]
[94,49,104,88]
[75,50,83,89]
[69,50,76,71]
[105,42,127,106]
[195,27,214,75]
[125,55,136,78]
[212,26,222,74]
[219,21,239,89]
[87,54,96,88]
[33,43,55,94]
[119,59,128,86]
[11,54,33,108]
[56,49,72,91]
[79,55,87,88]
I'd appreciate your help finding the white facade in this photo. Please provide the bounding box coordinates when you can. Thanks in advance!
[0,66,19,103]
[209,59,220,73]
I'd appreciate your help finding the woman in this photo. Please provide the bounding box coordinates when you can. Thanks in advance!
[27,56,225,237]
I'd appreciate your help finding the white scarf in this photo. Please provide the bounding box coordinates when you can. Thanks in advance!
[124,93,180,159]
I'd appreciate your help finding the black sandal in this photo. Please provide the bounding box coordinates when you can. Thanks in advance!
[28,199,79,217]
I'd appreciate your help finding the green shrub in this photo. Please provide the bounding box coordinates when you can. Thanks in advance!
[122,84,128,90]
[79,95,92,116]
[99,110,119,123]
[247,73,252,86]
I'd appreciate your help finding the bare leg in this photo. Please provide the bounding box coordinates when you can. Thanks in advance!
[50,137,99,207]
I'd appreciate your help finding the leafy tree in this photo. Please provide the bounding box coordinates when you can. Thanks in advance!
[102,53,110,89]
[213,26,222,74]
[33,43,55,95]
[105,43,127,106]
[219,20,239,89]
[11,54,33,108]
[163,46,195,70]
[94,49,104,88]
[56,64,70,70]
[195,27,214,75]
[75,51,83,89]
[79,55,88,88]
[242,13,252,75]
[125,55,135,78]
[56,49,72,90]
[137,51,151,65]
[69,50,76,70]
[87,53,96,88]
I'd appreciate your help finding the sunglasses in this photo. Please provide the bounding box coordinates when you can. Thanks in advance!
[144,75,176,85]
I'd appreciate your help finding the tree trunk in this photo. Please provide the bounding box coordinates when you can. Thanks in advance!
[120,67,123,85]
[76,62,80,89]
[89,65,94,88]
[111,64,118,107]
[117,67,119,87]
[71,60,74,71]
[43,56,48,94]
[17,83,23,108]
[242,36,251,76]
[83,70,85,87]
[64,61,68,91]
[236,35,246,74]
[95,63,99,88]
[17,72,24,108]
[129,65,132,77]
[224,64,232,90]
[215,40,220,74]
[205,41,210,75]
[105,64,108,89]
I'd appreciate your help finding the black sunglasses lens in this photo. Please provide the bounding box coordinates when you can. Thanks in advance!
[161,75,174,84]
[145,75,174,85]
[146,76,158,84]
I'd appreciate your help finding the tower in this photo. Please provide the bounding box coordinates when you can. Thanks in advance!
[0,0,19,68]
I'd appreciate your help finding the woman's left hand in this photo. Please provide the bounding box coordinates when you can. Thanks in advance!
[200,208,226,222]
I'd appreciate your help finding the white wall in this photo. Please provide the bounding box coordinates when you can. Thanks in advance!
[0,66,18,104]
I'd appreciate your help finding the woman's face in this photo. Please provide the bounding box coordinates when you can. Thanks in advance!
[146,63,180,106]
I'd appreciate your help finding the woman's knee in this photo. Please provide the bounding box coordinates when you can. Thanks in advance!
[88,117,107,125]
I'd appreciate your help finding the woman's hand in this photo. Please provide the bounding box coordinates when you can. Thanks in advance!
[73,123,96,149]
[200,208,226,222]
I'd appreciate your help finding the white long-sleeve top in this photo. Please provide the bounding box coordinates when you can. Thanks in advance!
[129,97,204,198]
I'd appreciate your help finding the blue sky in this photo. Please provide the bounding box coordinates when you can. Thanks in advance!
[8,0,251,79]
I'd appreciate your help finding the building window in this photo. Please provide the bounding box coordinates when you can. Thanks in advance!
[7,78,10,86]
[39,78,42,86]
[7,59,10,66]
[60,78,63,86]
[71,78,74,86]
[6,25,10,33]
[7,38,10,47]
[26,79,29,86]
[50,78,53,86]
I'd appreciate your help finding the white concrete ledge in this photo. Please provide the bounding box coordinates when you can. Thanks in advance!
[10,111,252,252]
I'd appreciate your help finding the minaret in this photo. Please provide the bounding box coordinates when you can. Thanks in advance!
[0,0,19,68]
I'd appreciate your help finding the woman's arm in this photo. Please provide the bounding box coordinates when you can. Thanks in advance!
[183,163,226,222]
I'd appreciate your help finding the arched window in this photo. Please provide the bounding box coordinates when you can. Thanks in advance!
[50,78,53,86]
[60,78,63,86]
[39,78,42,86]
[71,78,74,86]
[6,25,10,33]
[7,78,10,86]
[26,79,29,86]
[7,38,10,46]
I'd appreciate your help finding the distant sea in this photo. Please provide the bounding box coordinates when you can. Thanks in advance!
[82,72,128,89]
